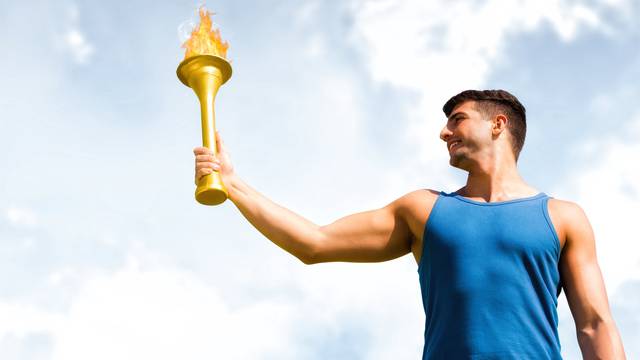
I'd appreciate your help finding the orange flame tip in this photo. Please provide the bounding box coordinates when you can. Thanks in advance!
[182,6,229,59]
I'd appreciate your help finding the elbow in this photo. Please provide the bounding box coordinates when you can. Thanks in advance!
[576,316,622,351]
[577,316,614,336]
[300,254,317,265]
[574,309,625,359]
[299,233,324,265]
[299,244,321,265]
[577,318,602,340]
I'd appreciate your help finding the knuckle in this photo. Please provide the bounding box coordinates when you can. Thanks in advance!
[197,162,213,170]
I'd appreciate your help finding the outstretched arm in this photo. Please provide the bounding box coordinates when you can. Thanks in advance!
[194,132,413,265]
[557,201,626,359]
[226,177,412,264]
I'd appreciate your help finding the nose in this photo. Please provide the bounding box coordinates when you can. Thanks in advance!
[440,124,453,142]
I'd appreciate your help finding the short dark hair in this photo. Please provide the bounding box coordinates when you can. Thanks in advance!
[442,89,527,161]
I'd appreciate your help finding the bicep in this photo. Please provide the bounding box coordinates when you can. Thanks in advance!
[312,202,412,263]
[560,204,614,329]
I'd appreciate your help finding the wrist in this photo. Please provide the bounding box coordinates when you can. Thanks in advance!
[224,173,242,202]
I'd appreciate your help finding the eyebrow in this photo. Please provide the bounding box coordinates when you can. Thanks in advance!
[447,111,467,122]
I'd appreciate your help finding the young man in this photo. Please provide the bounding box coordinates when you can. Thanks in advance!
[193,90,626,359]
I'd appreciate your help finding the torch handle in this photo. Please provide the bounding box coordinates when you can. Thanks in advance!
[192,73,228,206]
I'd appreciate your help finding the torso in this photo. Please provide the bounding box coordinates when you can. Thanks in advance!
[405,189,569,265]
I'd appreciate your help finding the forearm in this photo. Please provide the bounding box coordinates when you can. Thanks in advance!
[226,174,320,264]
[577,319,626,360]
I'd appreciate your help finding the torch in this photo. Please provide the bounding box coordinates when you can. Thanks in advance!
[177,7,232,206]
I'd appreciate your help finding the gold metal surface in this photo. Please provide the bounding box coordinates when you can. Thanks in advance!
[177,55,233,206]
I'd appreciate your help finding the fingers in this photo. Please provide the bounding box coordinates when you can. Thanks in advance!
[194,148,221,183]
[193,147,219,163]
[195,156,221,170]
[195,160,218,170]
[195,161,220,182]
[193,134,228,183]
[193,137,226,185]
[195,154,217,162]
[193,146,214,155]
[195,152,220,164]
[196,167,213,180]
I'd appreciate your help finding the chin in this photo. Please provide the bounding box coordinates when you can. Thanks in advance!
[449,154,471,171]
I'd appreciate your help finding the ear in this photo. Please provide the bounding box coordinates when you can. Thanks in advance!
[492,114,508,136]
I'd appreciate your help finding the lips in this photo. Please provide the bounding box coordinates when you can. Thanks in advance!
[448,140,462,151]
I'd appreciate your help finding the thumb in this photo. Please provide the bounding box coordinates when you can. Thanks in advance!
[215,131,226,154]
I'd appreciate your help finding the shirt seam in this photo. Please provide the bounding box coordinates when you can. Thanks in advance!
[541,196,562,262]
[452,192,546,206]
[417,192,444,274]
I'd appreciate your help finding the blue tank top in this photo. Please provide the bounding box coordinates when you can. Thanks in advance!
[418,191,562,359]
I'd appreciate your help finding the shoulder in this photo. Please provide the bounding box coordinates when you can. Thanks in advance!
[392,188,440,211]
[547,197,593,250]
[383,189,440,220]
[548,197,590,224]
[389,189,441,243]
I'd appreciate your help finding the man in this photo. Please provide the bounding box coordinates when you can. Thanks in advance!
[193,89,626,359]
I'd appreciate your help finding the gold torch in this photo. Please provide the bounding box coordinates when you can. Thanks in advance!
[177,7,232,206]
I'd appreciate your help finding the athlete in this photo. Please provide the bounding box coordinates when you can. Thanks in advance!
[193,89,626,359]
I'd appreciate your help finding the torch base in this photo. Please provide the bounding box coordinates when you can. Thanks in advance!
[195,172,228,206]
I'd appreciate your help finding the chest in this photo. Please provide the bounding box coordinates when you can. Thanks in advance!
[408,197,565,265]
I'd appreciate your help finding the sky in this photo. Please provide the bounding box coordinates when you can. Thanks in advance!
[0,0,639,359]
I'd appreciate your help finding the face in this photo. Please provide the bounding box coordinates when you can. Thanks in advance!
[439,101,495,170]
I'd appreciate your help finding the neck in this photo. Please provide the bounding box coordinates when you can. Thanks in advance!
[459,152,536,202]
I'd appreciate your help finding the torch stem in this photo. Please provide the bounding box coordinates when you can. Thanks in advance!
[195,77,220,153]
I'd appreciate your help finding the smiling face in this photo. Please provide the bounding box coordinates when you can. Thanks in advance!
[439,100,502,170]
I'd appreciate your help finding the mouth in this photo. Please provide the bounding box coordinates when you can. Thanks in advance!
[448,140,462,152]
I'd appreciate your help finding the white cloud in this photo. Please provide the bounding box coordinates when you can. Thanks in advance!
[64,29,94,64]
[0,303,64,339]
[348,0,610,92]
[295,260,424,359]
[0,256,301,359]
[294,0,320,27]
[49,259,297,360]
[6,207,37,227]
[610,280,640,359]
[60,5,94,64]
[304,33,326,58]
[47,267,80,287]
[0,248,425,359]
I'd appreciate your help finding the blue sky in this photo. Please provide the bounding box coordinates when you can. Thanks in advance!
[1,0,639,358]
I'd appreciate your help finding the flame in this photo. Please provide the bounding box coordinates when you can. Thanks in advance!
[182,7,229,59]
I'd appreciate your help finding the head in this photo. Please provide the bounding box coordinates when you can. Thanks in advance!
[440,89,526,170]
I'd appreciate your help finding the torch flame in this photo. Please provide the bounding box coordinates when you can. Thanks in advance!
[182,7,229,59]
